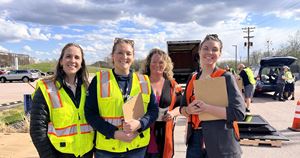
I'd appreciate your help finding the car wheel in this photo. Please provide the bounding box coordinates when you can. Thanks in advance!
[22,77,29,82]
[0,77,6,83]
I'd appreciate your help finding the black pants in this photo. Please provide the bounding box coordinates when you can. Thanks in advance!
[273,83,285,99]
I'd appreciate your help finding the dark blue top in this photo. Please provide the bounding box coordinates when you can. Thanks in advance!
[85,69,158,139]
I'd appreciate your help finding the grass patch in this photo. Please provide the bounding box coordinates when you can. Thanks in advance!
[0,104,29,133]
[0,104,25,125]
[20,62,57,72]
[19,62,101,74]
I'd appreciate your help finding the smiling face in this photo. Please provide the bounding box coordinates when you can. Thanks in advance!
[112,43,134,75]
[199,39,222,68]
[59,45,83,78]
[150,53,166,77]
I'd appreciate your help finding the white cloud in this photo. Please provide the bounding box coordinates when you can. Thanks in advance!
[0,17,50,42]
[0,0,299,64]
[0,45,8,51]
[132,14,157,28]
[53,34,63,40]
[29,28,49,40]
[0,18,30,42]
[23,45,32,51]
[72,28,84,32]
[0,0,12,4]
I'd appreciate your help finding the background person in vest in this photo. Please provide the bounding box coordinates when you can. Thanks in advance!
[141,48,183,158]
[30,43,94,158]
[84,38,158,158]
[237,64,256,112]
[180,34,245,158]
[272,66,286,101]
[224,64,236,75]
[283,66,295,100]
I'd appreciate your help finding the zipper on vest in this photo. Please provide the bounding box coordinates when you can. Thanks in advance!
[78,113,81,120]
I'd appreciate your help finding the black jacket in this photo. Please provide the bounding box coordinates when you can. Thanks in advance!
[29,79,93,158]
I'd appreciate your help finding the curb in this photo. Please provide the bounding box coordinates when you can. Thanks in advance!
[0,101,23,107]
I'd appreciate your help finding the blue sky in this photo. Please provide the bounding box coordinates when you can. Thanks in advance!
[0,0,300,64]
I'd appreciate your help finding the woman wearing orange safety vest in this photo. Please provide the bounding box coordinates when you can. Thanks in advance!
[85,38,158,158]
[30,43,94,158]
[142,48,183,158]
[180,34,245,158]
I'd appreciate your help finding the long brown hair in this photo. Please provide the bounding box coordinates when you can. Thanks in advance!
[49,43,89,89]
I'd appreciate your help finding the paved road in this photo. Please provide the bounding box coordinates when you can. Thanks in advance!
[0,81,36,105]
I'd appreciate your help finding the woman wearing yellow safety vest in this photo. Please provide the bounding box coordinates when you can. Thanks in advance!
[180,34,245,158]
[30,43,94,158]
[85,38,158,158]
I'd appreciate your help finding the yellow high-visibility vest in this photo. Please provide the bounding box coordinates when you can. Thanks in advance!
[38,79,94,157]
[95,69,151,152]
[244,67,256,85]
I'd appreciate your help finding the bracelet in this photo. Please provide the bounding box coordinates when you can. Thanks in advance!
[184,107,190,115]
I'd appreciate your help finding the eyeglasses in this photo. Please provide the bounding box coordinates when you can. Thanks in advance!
[114,38,135,47]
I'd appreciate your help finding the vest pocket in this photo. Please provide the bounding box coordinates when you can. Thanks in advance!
[52,108,74,125]
[50,137,74,153]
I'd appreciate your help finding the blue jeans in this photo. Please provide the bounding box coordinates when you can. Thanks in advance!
[95,147,146,158]
[186,129,207,158]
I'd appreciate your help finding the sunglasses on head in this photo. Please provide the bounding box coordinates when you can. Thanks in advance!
[114,38,135,46]
[206,34,218,38]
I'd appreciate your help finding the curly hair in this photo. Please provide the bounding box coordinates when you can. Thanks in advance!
[141,48,174,80]
[49,43,89,89]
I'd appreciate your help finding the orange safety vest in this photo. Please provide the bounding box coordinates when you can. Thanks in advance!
[185,69,240,140]
[163,80,182,158]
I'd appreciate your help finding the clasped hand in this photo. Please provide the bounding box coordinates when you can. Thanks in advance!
[114,119,141,142]
[186,100,207,115]
[162,111,174,121]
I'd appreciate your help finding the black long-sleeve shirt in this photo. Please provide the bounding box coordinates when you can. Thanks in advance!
[85,69,158,139]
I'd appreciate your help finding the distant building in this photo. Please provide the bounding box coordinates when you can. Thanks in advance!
[0,51,34,68]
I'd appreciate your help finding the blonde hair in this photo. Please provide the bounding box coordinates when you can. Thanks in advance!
[141,48,174,80]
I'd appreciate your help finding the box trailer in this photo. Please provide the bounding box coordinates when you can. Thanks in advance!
[167,40,201,83]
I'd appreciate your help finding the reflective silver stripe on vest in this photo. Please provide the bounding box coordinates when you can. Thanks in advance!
[137,74,149,94]
[102,117,123,128]
[48,123,77,137]
[80,124,93,134]
[43,80,62,108]
[100,70,110,97]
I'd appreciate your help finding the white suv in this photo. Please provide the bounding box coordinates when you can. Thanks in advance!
[0,70,39,83]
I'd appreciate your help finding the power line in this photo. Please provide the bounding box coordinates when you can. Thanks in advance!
[242,27,255,66]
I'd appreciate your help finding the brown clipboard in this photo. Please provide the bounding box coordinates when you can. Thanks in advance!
[193,76,228,121]
[122,93,145,122]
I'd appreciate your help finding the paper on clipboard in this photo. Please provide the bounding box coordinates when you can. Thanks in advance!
[122,93,145,122]
[156,107,168,121]
[193,76,228,121]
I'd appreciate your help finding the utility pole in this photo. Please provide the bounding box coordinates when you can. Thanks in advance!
[232,45,238,72]
[267,40,272,56]
[242,27,255,66]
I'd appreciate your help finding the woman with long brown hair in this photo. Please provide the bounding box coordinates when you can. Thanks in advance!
[30,43,94,158]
